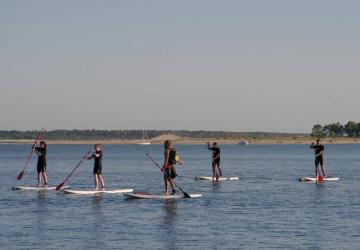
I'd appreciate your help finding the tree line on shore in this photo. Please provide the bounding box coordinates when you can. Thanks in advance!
[312,121,360,138]
[0,129,305,140]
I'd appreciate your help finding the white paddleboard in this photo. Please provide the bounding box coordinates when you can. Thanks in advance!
[63,189,134,195]
[195,176,239,181]
[124,192,202,199]
[12,186,69,191]
[299,176,340,182]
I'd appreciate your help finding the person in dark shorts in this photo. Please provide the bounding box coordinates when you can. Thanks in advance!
[33,141,48,187]
[161,140,182,195]
[310,139,326,177]
[207,142,222,181]
[86,143,105,190]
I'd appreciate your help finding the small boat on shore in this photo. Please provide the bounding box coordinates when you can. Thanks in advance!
[135,130,151,145]
[239,140,249,146]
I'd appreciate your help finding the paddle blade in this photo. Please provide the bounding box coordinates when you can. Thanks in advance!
[56,182,65,191]
[317,175,324,182]
[16,171,24,181]
[183,192,191,198]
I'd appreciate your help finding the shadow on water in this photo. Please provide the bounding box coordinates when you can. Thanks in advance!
[161,200,178,249]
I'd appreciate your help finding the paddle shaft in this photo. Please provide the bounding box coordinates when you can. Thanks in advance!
[16,129,45,180]
[56,150,91,191]
[146,153,191,198]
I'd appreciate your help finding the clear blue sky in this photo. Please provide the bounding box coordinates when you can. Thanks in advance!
[1,0,359,132]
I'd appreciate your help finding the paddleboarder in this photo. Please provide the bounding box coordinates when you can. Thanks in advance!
[33,141,48,187]
[310,139,326,178]
[85,143,105,190]
[207,142,222,181]
[162,139,182,195]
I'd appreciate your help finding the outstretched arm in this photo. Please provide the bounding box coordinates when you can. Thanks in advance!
[207,142,215,151]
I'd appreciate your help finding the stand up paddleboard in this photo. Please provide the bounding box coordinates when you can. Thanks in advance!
[124,192,202,199]
[12,186,69,191]
[299,176,340,182]
[63,189,134,195]
[195,176,239,181]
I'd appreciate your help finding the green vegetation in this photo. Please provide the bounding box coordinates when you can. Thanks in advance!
[2,123,359,141]
[0,129,306,140]
[311,121,360,138]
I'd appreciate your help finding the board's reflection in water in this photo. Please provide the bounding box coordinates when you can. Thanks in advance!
[161,199,178,249]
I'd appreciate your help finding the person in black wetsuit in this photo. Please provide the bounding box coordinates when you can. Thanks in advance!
[86,144,105,190]
[33,141,48,187]
[207,142,222,181]
[310,139,326,177]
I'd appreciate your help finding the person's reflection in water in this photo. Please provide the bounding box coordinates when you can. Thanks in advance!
[212,180,221,193]
[37,190,48,200]
[161,199,178,249]
[92,195,105,222]
[35,191,49,240]
[89,195,106,248]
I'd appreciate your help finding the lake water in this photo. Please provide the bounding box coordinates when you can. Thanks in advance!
[1,144,359,249]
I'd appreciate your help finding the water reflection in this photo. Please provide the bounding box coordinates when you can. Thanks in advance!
[35,191,49,239]
[161,200,178,249]
[37,190,48,200]
[212,181,221,192]
[92,195,105,221]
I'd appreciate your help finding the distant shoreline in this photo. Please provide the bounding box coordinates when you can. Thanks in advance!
[1,137,360,145]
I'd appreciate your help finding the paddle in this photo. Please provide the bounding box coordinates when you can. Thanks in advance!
[56,150,92,191]
[16,129,45,180]
[146,153,191,198]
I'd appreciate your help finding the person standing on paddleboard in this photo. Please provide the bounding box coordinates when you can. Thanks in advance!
[310,139,326,178]
[33,141,48,187]
[85,144,105,190]
[207,142,222,181]
[162,140,182,195]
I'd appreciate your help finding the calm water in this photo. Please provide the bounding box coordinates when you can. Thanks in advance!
[1,144,359,249]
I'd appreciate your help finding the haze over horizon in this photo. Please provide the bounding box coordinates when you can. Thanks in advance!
[1,1,359,133]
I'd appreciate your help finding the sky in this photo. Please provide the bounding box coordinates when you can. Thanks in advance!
[0,0,359,132]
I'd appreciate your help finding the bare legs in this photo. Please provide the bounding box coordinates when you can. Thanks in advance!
[315,164,326,177]
[163,176,175,194]
[320,164,326,177]
[94,174,105,190]
[212,162,222,182]
[37,172,48,187]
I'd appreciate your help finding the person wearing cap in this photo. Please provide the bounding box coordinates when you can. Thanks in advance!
[207,142,222,181]
[310,139,326,177]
